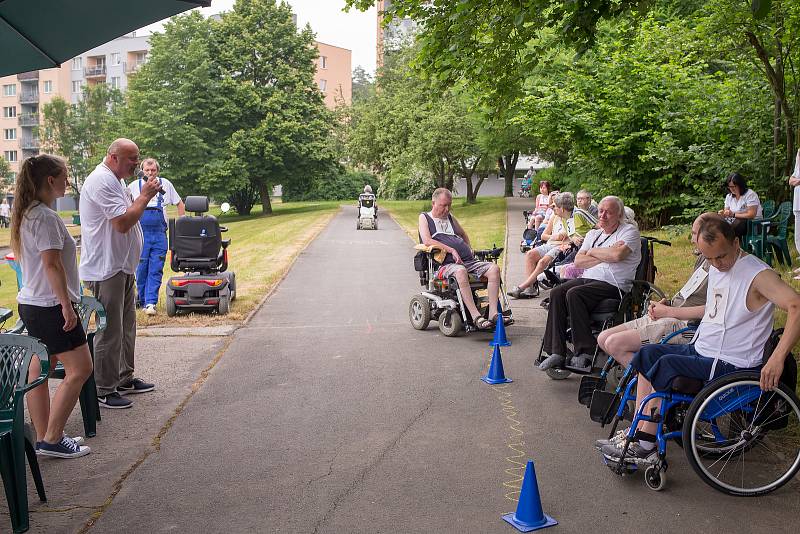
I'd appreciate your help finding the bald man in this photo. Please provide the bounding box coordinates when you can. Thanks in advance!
[79,139,160,409]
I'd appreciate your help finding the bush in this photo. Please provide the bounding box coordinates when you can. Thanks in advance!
[379,166,435,200]
[282,169,377,201]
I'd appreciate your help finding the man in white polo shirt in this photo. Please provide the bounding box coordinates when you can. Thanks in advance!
[539,196,641,371]
[80,138,160,409]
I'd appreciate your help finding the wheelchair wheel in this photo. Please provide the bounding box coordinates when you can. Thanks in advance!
[644,465,667,491]
[546,368,571,380]
[438,309,463,337]
[682,371,800,496]
[409,295,432,330]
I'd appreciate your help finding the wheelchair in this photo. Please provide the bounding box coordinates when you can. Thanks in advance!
[356,193,378,230]
[535,236,670,380]
[409,245,513,336]
[519,210,544,253]
[600,328,800,495]
[165,196,236,316]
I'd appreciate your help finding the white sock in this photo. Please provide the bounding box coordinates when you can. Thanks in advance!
[638,439,656,451]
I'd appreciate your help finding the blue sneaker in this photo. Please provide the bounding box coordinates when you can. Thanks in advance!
[37,435,91,459]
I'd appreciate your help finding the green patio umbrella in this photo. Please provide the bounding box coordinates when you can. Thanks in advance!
[0,0,211,77]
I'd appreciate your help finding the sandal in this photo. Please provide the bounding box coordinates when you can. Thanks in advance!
[474,316,494,331]
[489,314,513,327]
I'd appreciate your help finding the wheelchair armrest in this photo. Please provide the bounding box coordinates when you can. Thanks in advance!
[219,225,228,232]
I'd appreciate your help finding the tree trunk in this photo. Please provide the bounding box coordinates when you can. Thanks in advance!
[746,31,796,179]
[774,97,782,181]
[259,182,273,215]
[462,157,483,203]
[502,152,519,197]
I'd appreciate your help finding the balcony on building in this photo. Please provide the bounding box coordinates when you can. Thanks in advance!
[20,137,40,150]
[19,90,39,104]
[18,113,38,127]
[84,65,107,78]
[17,71,39,81]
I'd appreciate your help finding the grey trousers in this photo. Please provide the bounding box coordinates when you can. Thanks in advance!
[87,271,137,396]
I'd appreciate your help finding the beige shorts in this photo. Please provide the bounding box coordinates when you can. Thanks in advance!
[622,316,693,345]
[436,260,495,280]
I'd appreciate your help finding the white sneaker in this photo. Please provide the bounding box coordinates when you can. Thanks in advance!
[144,304,157,315]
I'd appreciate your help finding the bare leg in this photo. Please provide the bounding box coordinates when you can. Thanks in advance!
[518,254,554,290]
[26,356,50,442]
[600,328,642,367]
[518,250,542,289]
[453,268,481,320]
[485,264,500,319]
[42,344,93,443]
[634,373,660,436]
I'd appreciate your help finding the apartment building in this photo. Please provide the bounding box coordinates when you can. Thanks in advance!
[376,0,416,69]
[1,34,352,187]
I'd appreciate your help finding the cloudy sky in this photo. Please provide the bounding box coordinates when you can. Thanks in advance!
[140,0,378,74]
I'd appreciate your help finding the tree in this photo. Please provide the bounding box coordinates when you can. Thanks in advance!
[40,84,123,203]
[214,0,336,214]
[0,156,11,194]
[352,65,374,104]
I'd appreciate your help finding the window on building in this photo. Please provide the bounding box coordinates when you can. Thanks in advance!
[134,51,148,65]
[43,80,53,94]
[2,106,16,118]
[72,57,83,70]
[2,84,16,97]
[320,56,328,69]
[111,52,121,66]
[319,79,327,92]
[72,80,83,93]
[8,172,15,183]
[3,129,16,140]
[111,77,121,89]
[3,151,18,162]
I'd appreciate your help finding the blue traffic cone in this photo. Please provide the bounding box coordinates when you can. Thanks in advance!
[490,301,511,347]
[502,460,557,532]
[481,344,512,384]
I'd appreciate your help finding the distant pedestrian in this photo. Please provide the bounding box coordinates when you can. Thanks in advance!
[0,197,10,227]
[12,154,92,458]
[129,158,184,315]
[79,139,159,410]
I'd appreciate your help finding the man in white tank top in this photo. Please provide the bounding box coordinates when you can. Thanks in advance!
[600,215,800,462]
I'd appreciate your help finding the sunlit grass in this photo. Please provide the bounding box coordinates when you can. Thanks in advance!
[0,200,341,328]
[382,197,507,253]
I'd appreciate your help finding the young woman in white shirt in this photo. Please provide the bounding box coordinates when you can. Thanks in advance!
[11,154,92,458]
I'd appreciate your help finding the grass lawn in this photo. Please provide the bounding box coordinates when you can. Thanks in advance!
[382,197,507,252]
[0,201,341,328]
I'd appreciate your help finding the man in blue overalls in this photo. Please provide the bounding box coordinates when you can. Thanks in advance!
[129,158,185,315]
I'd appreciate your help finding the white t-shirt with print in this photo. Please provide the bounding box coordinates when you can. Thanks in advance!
[128,176,182,223]
[578,223,642,292]
[17,203,81,307]
[724,189,763,218]
[79,162,143,282]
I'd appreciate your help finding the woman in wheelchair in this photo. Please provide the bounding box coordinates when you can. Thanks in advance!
[418,188,504,330]
[598,216,800,472]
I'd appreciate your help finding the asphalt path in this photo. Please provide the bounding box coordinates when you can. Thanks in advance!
[90,204,799,533]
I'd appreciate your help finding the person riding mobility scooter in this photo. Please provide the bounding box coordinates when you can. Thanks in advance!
[356,185,378,230]
[164,196,235,316]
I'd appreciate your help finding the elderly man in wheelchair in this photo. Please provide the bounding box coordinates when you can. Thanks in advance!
[538,196,641,372]
[597,216,800,494]
[415,187,506,332]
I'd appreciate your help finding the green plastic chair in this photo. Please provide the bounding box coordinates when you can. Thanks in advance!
[768,201,793,266]
[745,217,773,266]
[0,333,50,533]
[50,296,107,437]
[761,199,776,219]
[10,296,106,438]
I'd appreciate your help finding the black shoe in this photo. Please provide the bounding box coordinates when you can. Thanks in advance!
[98,392,133,409]
[118,378,155,395]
